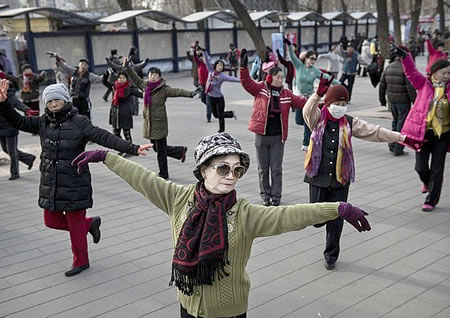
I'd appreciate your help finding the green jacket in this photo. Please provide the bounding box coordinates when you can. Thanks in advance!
[126,67,193,140]
[104,153,340,318]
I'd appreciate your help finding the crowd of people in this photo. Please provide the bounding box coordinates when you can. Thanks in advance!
[0,28,448,318]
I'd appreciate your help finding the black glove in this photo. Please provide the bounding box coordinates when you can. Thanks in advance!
[240,48,248,68]
[124,57,131,67]
[283,37,291,46]
[145,58,150,65]
[390,43,407,58]
[197,46,205,52]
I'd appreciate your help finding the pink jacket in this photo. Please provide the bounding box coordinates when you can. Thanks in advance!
[240,66,306,142]
[426,39,448,75]
[401,54,450,150]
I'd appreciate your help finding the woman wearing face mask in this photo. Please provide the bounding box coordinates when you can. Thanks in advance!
[239,49,307,206]
[391,44,450,212]
[302,77,420,271]
[201,49,240,133]
[71,131,371,318]
[125,60,200,180]
[109,72,143,156]
[0,81,152,277]
[284,37,340,151]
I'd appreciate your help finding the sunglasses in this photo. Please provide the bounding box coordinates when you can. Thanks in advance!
[209,163,246,179]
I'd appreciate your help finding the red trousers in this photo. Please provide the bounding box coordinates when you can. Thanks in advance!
[44,209,93,267]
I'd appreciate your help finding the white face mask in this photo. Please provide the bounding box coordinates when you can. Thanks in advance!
[328,104,347,119]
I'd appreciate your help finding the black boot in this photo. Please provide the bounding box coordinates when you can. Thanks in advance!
[89,216,101,244]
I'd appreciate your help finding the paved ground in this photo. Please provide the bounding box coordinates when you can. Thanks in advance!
[0,55,449,318]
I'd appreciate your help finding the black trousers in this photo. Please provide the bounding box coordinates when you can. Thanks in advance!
[389,102,410,153]
[150,137,184,179]
[339,73,356,101]
[309,184,349,263]
[72,98,90,119]
[0,135,35,178]
[180,304,246,318]
[208,95,234,133]
[415,130,449,207]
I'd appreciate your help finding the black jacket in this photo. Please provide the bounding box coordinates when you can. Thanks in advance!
[109,85,142,129]
[0,85,29,137]
[379,60,417,106]
[0,100,139,211]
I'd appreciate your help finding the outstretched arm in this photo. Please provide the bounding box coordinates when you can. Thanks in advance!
[288,44,302,70]
[56,59,76,75]
[352,117,405,143]
[239,65,264,97]
[401,54,426,90]
[166,87,194,98]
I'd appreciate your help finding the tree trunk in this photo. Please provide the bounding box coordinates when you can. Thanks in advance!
[409,0,422,40]
[376,0,390,59]
[229,0,266,58]
[316,0,323,14]
[193,0,205,30]
[279,0,289,12]
[340,0,348,12]
[392,0,402,44]
[437,0,445,34]
[116,0,137,30]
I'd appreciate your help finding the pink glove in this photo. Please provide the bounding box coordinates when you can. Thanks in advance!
[316,73,335,97]
[71,150,108,174]
[338,202,371,232]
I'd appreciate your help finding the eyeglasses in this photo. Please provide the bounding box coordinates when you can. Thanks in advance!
[209,163,246,179]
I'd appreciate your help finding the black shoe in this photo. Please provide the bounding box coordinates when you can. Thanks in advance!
[394,150,407,156]
[89,216,101,244]
[158,173,169,180]
[102,96,108,102]
[9,175,19,181]
[324,260,336,270]
[28,155,36,170]
[263,199,271,206]
[181,147,187,163]
[271,200,280,206]
[65,264,89,277]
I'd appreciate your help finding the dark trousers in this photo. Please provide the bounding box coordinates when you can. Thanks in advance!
[208,95,234,133]
[389,102,410,153]
[255,134,285,202]
[180,304,246,318]
[339,73,356,101]
[113,128,132,143]
[415,130,449,207]
[150,137,184,179]
[309,184,349,263]
[44,209,92,267]
[0,135,35,178]
[295,108,311,146]
[103,84,112,101]
[200,85,212,121]
[72,98,91,119]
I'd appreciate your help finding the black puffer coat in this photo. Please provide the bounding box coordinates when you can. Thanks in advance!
[109,85,142,129]
[379,59,417,106]
[0,101,139,212]
[0,85,29,137]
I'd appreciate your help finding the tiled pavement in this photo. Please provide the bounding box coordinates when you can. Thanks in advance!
[0,56,449,318]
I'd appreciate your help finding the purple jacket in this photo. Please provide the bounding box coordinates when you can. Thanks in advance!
[400,54,450,150]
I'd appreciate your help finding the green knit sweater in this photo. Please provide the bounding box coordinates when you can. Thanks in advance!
[104,153,340,317]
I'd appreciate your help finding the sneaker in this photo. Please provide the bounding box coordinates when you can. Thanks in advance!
[232,111,237,120]
[301,145,308,151]
[420,184,429,193]
[181,147,187,163]
[422,204,434,212]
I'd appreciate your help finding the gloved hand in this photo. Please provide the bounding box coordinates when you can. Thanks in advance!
[123,57,131,67]
[403,136,423,150]
[276,49,281,55]
[197,46,205,52]
[240,48,248,68]
[145,57,150,65]
[25,109,35,117]
[105,57,110,64]
[316,73,335,97]
[338,202,371,232]
[390,43,407,58]
[46,51,61,62]
[283,37,291,46]
[71,150,108,174]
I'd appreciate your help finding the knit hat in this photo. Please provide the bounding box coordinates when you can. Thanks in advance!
[193,132,250,181]
[79,58,89,64]
[324,85,349,106]
[42,84,70,104]
[0,71,6,79]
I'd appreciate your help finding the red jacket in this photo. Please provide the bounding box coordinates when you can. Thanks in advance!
[240,67,306,142]
[194,54,208,86]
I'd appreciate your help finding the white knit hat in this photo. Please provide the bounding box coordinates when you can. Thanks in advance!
[42,84,70,104]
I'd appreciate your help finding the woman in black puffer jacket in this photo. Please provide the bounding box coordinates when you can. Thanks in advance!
[0,82,151,277]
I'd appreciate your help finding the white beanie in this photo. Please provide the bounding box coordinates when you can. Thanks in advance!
[42,84,70,104]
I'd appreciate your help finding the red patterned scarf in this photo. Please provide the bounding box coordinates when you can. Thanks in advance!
[112,80,129,107]
[170,181,236,296]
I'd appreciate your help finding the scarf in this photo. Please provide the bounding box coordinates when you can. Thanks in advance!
[205,71,220,95]
[304,107,355,185]
[144,79,161,107]
[45,102,72,123]
[269,85,282,113]
[112,80,129,107]
[22,73,33,93]
[427,78,449,137]
[170,182,236,296]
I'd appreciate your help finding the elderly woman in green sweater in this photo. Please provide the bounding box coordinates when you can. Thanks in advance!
[72,132,371,318]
